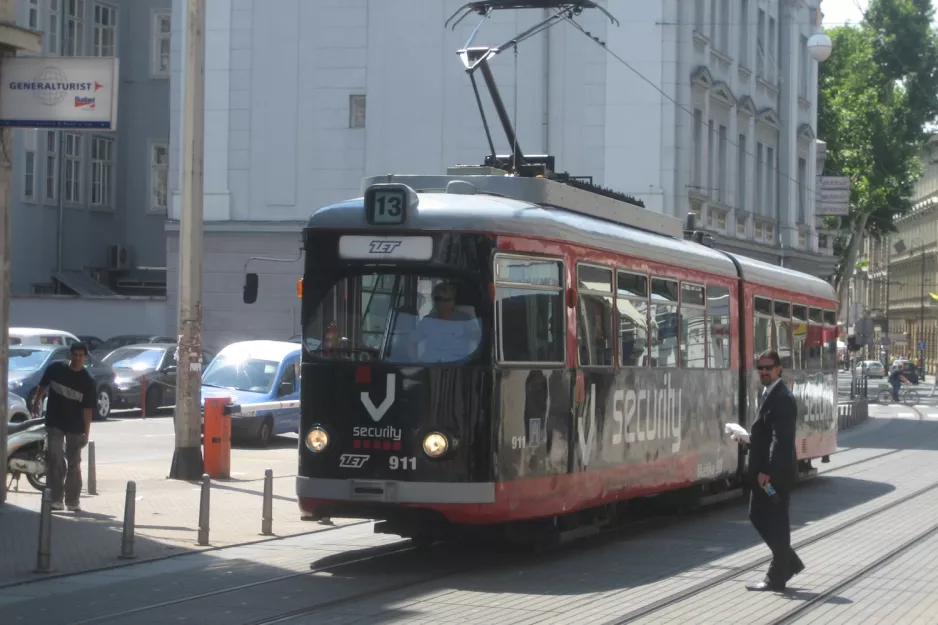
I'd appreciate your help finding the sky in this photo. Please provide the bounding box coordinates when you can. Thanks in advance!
[821,0,938,27]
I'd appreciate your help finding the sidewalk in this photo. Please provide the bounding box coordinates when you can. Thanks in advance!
[0,456,358,587]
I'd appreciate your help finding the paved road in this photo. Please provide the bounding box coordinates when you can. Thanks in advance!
[1,406,937,624]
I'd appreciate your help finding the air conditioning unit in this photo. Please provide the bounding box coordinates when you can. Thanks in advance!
[108,245,132,271]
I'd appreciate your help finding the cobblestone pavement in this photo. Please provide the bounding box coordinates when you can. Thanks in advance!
[0,414,357,586]
[1,408,935,624]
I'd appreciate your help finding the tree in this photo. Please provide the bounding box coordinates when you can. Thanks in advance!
[818,0,938,319]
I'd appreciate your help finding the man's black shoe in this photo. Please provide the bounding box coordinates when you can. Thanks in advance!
[788,560,805,578]
[746,579,786,592]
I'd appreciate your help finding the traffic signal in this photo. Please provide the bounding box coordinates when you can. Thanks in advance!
[846,335,862,352]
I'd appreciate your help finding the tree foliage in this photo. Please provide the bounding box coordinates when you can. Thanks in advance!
[818,0,938,295]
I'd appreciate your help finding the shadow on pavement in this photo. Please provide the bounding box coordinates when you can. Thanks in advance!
[0,470,900,625]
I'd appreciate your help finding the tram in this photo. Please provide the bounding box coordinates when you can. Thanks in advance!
[239,0,838,544]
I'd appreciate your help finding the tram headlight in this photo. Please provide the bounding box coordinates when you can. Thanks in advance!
[305,427,329,453]
[422,432,449,458]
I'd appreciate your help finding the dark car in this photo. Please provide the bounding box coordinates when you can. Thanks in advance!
[93,335,176,358]
[6,345,116,420]
[77,335,105,352]
[892,360,921,384]
[104,343,215,414]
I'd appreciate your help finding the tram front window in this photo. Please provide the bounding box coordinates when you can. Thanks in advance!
[305,272,484,364]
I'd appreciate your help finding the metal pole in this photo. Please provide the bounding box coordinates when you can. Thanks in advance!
[921,247,926,369]
[0,131,10,506]
[197,473,210,545]
[87,440,97,495]
[35,489,52,573]
[170,0,207,480]
[119,481,136,559]
[261,468,273,536]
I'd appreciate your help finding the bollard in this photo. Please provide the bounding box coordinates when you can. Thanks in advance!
[35,489,53,573]
[119,481,136,559]
[261,468,273,536]
[87,440,97,496]
[140,375,147,419]
[197,473,211,546]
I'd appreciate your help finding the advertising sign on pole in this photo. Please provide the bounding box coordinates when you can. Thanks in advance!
[0,57,119,130]
[816,176,851,216]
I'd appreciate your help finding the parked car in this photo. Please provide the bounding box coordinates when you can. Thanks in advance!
[93,335,176,358]
[7,345,116,420]
[105,343,215,414]
[9,328,80,347]
[856,360,885,378]
[77,335,105,352]
[6,392,29,422]
[200,340,301,446]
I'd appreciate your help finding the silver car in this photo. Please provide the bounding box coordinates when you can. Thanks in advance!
[6,392,30,422]
[856,360,885,378]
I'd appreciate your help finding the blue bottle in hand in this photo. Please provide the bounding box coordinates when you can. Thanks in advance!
[763,482,780,502]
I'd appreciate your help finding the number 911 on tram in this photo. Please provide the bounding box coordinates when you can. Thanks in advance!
[242,173,839,543]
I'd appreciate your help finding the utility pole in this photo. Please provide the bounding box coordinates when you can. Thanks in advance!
[921,246,926,368]
[0,149,10,505]
[169,0,206,480]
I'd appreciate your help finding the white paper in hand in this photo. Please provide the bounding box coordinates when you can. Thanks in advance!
[725,423,750,443]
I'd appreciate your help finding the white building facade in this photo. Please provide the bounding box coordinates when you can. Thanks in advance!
[166,0,834,346]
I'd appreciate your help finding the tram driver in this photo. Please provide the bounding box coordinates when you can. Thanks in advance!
[405,282,481,362]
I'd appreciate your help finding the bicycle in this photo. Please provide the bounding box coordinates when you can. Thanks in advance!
[876,383,920,406]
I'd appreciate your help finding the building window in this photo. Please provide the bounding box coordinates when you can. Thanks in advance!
[707,119,715,197]
[90,136,113,207]
[695,0,704,33]
[24,150,36,201]
[819,234,829,249]
[718,125,727,203]
[739,0,749,65]
[63,132,82,203]
[737,133,746,209]
[766,224,774,243]
[719,0,729,53]
[798,230,807,249]
[766,146,775,217]
[92,3,117,57]
[151,12,171,77]
[768,17,776,82]
[48,0,60,55]
[756,9,765,78]
[736,216,746,237]
[799,35,809,98]
[65,0,85,57]
[692,109,702,188]
[349,94,366,129]
[28,0,39,29]
[798,157,807,222]
[45,131,58,201]
[709,0,717,42]
[150,141,169,212]
[755,142,764,214]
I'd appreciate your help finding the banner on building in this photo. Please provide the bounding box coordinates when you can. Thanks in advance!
[0,57,119,130]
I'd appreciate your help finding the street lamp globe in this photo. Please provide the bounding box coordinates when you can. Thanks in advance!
[808,32,833,62]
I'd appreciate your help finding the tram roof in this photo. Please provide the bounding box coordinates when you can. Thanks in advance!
[307,188,837,302]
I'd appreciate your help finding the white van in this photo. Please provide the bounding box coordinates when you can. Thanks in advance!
[9,328,81,347]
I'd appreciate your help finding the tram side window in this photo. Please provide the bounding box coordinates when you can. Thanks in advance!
[753,296,774,365]
[806,307,823,369]
[823,310,837,368]
[707,285,731,368]
[680,283,707,369]
[577,264,614,367]
[616,271,649,367]
[774,300,793,370]
[494,256,565,364]
[650,277,679,368]
[792,304,808,369]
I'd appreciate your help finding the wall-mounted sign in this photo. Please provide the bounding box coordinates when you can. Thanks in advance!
[815,176,850,216]
[0,57,120,130]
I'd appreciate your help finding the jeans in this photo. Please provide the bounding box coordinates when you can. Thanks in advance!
[891,380,901,401]
[47,427,83,506]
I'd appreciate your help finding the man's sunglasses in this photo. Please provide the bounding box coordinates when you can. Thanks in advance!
[756,364,777,371]
[434,296,453,302]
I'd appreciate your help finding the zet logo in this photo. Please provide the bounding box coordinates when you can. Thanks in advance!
[339,454,369,468]
[368,240,402,254]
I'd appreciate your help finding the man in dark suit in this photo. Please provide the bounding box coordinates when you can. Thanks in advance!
[744,349,804,592]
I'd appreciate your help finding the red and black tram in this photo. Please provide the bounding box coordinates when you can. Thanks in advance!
[243,174,838,543]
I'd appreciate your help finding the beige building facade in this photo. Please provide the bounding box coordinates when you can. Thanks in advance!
[861,136,938,370]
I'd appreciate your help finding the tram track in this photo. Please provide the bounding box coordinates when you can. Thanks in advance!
[601,476,938,625]
[63,444,906,625]
[767,518,938,625]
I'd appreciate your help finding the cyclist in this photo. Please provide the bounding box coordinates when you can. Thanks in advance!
[889,367,911,402]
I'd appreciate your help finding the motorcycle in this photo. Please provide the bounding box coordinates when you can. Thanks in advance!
[5,417,47,492]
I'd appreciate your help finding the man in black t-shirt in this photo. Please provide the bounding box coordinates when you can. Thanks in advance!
[32,342,96,512]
